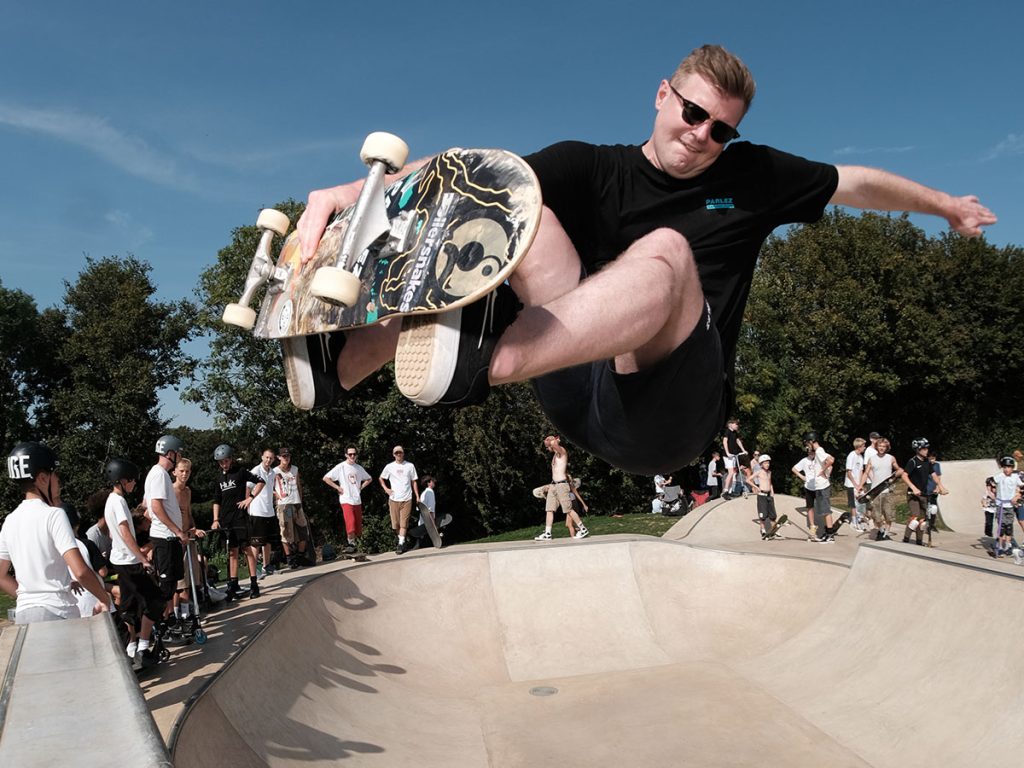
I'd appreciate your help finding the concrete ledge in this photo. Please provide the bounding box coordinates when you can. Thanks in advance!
[0,614,169,768]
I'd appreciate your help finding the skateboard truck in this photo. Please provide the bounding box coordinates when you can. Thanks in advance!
[311,131,410,307]
[222,208,292,329]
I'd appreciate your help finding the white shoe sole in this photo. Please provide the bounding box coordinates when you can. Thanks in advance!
[281,337,315,410]
[395,310,461,405]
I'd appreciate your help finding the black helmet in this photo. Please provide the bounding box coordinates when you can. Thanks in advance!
[105,458,140,484]
[7,441,58,481]
[155,434,184,456]
[803,431,819,444]
[999,456,1016,468]
[213,444,234,461]
[912,438,930,451]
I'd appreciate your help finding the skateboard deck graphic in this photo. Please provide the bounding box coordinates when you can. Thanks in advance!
[856,474,898,504]
[253,148,541,339]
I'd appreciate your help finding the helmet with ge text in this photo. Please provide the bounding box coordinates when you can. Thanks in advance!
[7,441,58,481]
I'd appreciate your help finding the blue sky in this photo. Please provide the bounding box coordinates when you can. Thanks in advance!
[2,1,1021,428]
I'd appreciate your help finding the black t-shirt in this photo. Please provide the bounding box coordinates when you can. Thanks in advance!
[214,465,260,523]
[524,141,839,385]
[904,456,934,494]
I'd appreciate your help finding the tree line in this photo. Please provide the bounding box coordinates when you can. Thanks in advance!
[2,205,1021,547]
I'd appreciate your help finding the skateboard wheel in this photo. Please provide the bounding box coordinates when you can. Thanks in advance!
[360,132,409,173]
[222,302,257,329]
[311,266,362,307]
[256,208,290,236]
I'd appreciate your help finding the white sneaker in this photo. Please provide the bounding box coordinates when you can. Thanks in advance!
[257,564,267,580]
[574,527,589,539]
[126,641,138,658]
[534,531,552,541]
[206,585,227,603]
[1014,548,1023,566]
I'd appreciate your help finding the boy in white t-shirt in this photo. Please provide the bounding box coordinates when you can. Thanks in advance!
[844,438,868,530]
[274,448,310,568]
[104,458,165,669]
[992,457,1023,558]
[0,442,112,624]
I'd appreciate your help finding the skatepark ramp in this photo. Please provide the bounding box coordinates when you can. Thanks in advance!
[0,614,169,768]
[170,538,1024,767]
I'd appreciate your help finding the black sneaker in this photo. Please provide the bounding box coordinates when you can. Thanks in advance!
[249,582,261,599]
[282,332,346,410]
[394,283,521,407]
[395,542,406,555]
[342,543,357,555]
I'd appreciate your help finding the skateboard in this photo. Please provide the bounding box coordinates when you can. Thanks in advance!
[223,133,542,347]
[824,511,852,537]
[532,478,581,499]
[340,551,369,562]
[762,513,788,539]
[417,501,443,548]
[856,474,899,504]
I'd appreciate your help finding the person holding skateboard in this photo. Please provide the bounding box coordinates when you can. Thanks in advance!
[844,438,869,531]
[293,44,995,476]
[863,438,906,541]
[534,435,588,540]
[324,446,373,555]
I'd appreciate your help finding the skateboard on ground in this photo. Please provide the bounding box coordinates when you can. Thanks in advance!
[222,132,542,405]
[762,513,788,539]
[856,474,899,504]
[824,511,852,537]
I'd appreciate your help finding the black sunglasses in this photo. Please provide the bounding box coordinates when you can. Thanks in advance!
[668,84,740,144]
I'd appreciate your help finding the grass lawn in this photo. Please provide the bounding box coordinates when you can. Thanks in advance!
[468,512,679,544]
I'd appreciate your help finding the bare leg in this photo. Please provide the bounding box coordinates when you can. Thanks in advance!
[329,207,706,391]
[491,211,705,383]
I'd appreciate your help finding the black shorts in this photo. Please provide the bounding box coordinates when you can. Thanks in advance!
[221,513,250,549]
[532,300,726,475]
[151,537,185,600]
[248,515,276,546]
[113,562,165,624]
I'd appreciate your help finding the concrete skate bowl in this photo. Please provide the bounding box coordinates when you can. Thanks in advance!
[171,539,1024,767]
[937,458,1002,533]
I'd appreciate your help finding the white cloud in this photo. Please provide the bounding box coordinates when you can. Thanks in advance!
[0,102,200,192]
[981,133,1024,162]
[104,209,155,248]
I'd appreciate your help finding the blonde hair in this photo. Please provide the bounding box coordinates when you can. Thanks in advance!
[176,457,192,471]
[853,437,866,449]
[671,44,756,111]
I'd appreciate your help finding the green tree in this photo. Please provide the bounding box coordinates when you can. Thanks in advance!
[42,256,197,507]
[737,210,1023,473]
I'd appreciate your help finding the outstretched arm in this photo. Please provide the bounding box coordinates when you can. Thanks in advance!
[831,166,997,237]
